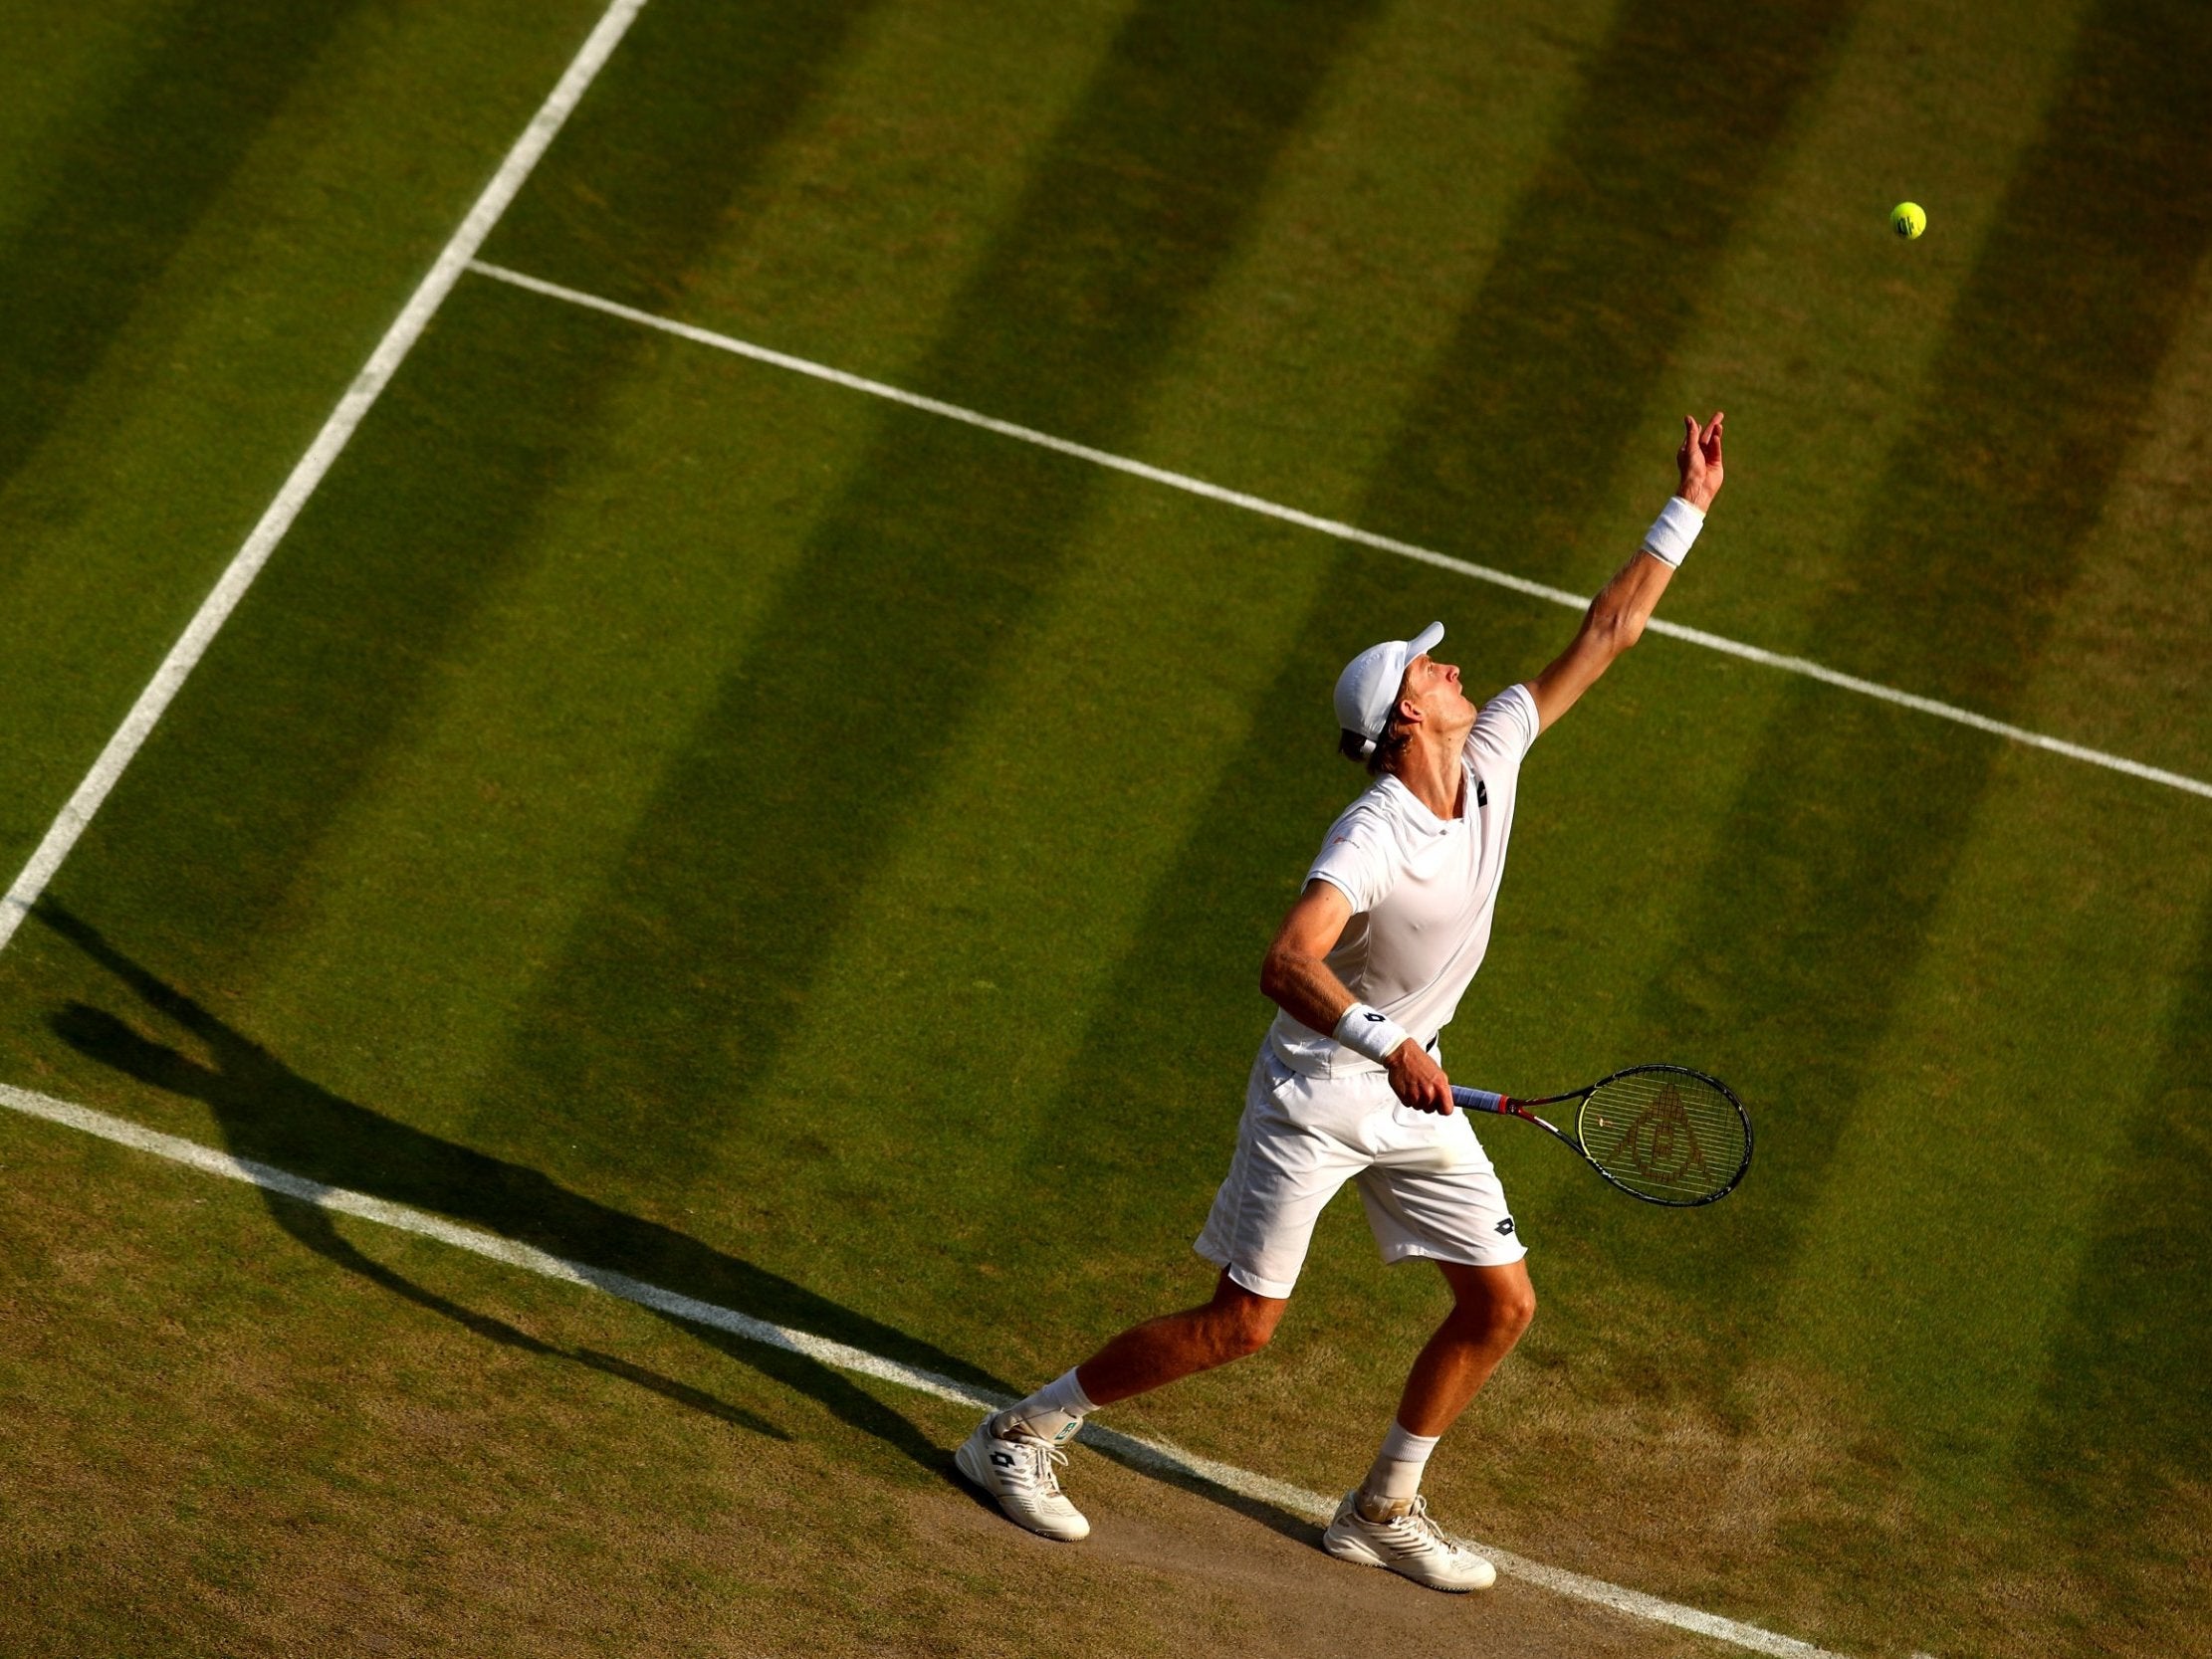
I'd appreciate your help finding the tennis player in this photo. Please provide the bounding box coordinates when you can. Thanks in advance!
[959,415,1725,1590]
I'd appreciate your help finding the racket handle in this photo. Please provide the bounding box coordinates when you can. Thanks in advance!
[1451,1086,1507,1115]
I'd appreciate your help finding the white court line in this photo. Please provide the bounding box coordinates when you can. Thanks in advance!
[0,0,655,957]
[470,257,2212,805]
[0,1080,1850,1659]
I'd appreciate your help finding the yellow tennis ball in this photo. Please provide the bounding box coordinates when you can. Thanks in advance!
[1890,201,1926,240]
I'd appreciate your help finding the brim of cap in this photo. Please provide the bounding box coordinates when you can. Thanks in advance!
[1407,621,1444,660]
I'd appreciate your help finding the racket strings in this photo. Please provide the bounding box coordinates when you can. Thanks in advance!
[1577,1071,1748,1203]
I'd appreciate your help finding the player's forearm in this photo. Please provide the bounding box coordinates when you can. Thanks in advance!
[1589,545,1677,653]
[1554,551,1673,689]
[1258,943,1357,1036]
[1530,421,1718,733]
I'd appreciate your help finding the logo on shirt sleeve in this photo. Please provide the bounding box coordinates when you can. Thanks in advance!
[1475,778,1489,808]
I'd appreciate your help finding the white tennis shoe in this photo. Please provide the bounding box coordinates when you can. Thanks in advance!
[955,1415,1091,1542]
[1321,1489,1496,1591]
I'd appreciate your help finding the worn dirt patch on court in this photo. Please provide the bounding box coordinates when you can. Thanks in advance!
[0,1120,1744,1659]
[886,1453,1721,1659]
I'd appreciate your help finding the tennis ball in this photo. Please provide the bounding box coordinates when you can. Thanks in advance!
[1890,201,1926,240]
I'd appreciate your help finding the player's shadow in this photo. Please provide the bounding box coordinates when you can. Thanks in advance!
[38,902,976,1472]
[34,904,1315,1542]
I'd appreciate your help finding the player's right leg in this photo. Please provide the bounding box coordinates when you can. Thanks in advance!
[955,1271,1283,1542]
[958,1049,1350,1541]
[953,1411,1093,1542]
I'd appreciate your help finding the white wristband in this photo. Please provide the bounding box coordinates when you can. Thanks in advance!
[1641,495,1704,567]
[1334,1002,1410,1063]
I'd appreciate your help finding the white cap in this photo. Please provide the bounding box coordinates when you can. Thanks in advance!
[1334,621,1444,753]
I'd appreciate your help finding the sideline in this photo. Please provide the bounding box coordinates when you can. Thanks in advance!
[0,0,657,956]
[469,256,2212,806]
[0,1079,1853,1659]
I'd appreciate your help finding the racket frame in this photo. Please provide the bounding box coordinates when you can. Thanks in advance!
[1452,1063,1752,1207]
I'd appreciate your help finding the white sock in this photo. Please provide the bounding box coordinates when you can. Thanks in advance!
[1363,1420,1440,1505]
[994,1366,1098,1444]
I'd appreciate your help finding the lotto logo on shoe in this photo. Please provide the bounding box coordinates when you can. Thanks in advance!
[991,1450,1016,1468]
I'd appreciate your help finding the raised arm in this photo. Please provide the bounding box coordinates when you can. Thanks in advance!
[1260,880,1455,1113]
[1527,412,1724,733]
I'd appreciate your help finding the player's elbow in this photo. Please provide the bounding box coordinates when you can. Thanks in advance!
[1587,600,1646,655]
[1258,944,1300,1004]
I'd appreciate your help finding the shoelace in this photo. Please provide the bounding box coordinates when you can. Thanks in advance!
[1383,1495,1457,1555]
[1009,1434,1072,1498]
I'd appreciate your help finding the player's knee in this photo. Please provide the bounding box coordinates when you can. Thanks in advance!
[1208,1298,1281,1361]
[1451,1277,1535,1344]
[1500,1281,1537,1338]
[1226,1310,1278,1360]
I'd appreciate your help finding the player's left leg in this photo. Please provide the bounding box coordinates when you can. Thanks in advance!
[1322,1137,1531,1592]
[1321,1260,1532,1592]
[1391,1259,1537,1438]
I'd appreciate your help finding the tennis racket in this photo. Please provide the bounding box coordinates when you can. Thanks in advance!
[1451,1065,1751,1207]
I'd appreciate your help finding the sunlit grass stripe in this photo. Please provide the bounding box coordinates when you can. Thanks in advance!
[0,1077,1849,1659]
[466,258,2212,805]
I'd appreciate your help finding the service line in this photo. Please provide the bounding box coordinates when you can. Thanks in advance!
[0,1079,1850,1659]
[0,0,655,957]
[468,258,2212,805]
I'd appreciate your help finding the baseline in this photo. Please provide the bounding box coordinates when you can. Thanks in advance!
[0,1078,1848,1659]
[0,0,656,957]
[467,258,2212,805]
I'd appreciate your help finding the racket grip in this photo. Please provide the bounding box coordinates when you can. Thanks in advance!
[1451,1087,1507,1115]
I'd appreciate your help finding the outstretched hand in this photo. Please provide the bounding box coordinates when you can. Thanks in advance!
[1676,411,1724,511]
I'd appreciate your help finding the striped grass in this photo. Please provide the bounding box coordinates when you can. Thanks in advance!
[1,2,2208,1655]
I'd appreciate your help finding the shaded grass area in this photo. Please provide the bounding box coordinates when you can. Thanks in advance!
[2016,889,2212,1654]
[0,0,367,495]
[16,285,674,978]
[0,0,606,873]
[481,0,882,312]
[483,0,1384,1178]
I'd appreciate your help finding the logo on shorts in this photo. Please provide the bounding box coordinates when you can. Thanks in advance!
[1494,1217,1515,1236]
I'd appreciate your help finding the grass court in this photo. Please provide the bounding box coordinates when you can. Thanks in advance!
[2,0,2209,1654]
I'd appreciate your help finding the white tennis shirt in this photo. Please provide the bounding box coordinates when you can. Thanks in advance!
[1266,683,1541,1079]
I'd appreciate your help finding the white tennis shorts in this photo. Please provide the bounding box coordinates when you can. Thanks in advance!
[1195,1047,1527,1299]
